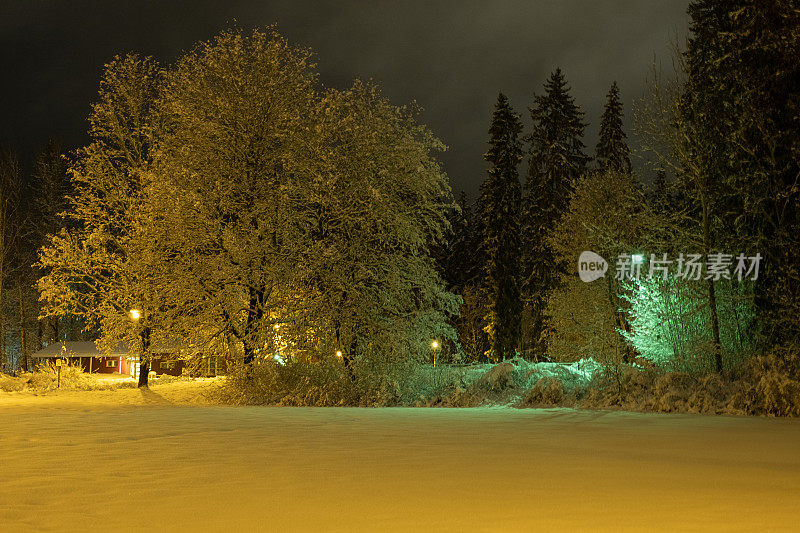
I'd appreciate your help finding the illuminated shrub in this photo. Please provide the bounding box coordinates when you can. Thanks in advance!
[620,275,756,372]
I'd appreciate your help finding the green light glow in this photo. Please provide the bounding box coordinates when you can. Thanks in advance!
[620,275,755,371]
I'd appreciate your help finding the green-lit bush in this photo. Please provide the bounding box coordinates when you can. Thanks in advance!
[621,275,756,372]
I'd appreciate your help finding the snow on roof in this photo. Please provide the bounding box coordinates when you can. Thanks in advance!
[30,339,202,358]
[30,341,129,358]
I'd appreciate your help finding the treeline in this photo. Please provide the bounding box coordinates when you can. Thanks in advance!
[0,142,82,372]
[2,1,799,394]
[436,70,623,363]
[439,0,800,377]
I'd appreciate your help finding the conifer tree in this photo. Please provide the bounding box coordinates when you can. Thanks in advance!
[710,0,800,347]
[31,141,70,245]
[480,93,523,362]
[595,82,631,174]
[522,68,589,358]
[674,0,800,363]
[443,191,472,292]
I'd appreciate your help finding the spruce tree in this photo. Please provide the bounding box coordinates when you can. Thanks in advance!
[444,191,473,292]
[480,93,523,362]
[522,68,589,358]
[679,0,800,356]
[712,0,800,347]
[595,82,631,174]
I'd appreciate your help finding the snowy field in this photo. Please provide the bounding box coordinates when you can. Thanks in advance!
[2,382,800,532]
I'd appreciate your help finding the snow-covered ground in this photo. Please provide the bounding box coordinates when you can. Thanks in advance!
[2,382,799,532]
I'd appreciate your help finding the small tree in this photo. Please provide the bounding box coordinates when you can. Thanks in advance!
[621,275,756,373]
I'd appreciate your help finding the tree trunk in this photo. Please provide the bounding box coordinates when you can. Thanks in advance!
[342,336,357,379]
[243,341,255,367]
[138,358,150,387]
[138,326,151,388]
[18,284,27,372]
[708,278,723,372]
[701,197,723,373]
[36,319,43,351]
[606,276,626,363]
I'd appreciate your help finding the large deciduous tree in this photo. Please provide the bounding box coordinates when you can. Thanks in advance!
[299,81,458,365]
[38,54,163,387]
[151,29,319,368]
[149,29,457,370]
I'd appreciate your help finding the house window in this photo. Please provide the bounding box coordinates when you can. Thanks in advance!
[106,359,118,368]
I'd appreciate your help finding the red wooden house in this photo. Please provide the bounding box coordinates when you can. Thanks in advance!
[30,341,188,377]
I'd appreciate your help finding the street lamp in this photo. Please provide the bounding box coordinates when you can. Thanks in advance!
[129,309,141,379]
[431,340,439,367]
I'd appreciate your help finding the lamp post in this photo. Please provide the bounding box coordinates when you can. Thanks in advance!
[431,340,439,367]
[130,309,140,379]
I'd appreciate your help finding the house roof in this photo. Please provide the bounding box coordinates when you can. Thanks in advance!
[30,339,202,358]
[30,341,128,358]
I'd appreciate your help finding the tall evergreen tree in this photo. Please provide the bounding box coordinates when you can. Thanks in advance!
[680,0,800,358]
[522,68,589,358]
[443,191,473,292]
[480,93,523,362]
[648,170,672,214]
[713,0,800,348]
[595,82,631,174]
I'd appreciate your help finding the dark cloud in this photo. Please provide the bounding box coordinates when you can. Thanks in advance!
[0,0,688,194]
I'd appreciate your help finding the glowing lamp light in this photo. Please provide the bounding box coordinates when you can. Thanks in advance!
[431,340,439,349]
[336,351,343,358]
[130,309,141,320]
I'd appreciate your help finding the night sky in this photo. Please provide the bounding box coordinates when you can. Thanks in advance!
[0,0,688,196]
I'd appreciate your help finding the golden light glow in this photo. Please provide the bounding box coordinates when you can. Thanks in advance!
[336,351,343,358]
[130,309,141,320]
[431,340,439,349]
